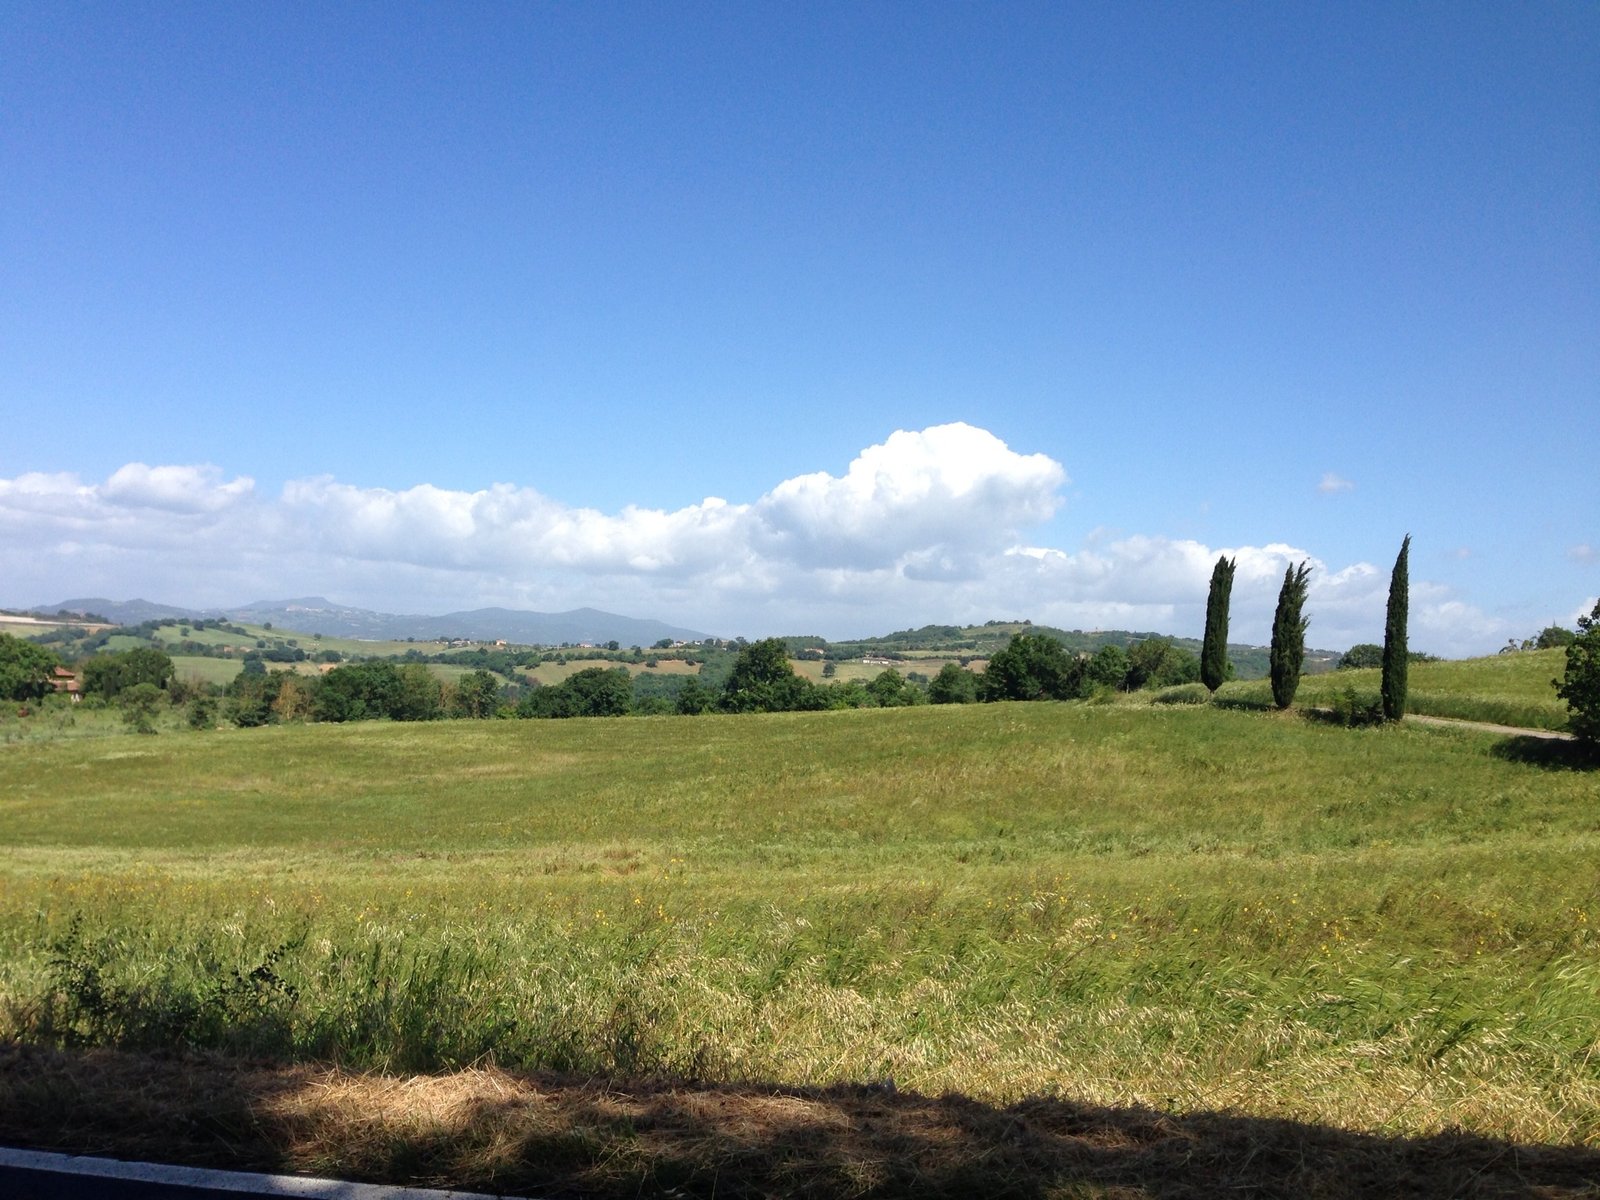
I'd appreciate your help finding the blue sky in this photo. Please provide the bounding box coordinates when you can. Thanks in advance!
[2,1,1595,653]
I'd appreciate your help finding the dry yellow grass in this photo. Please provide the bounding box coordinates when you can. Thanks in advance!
[3,1043,1598,1198]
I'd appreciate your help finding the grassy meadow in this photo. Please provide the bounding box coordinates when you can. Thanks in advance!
[1,700,1596,1158]
[1215,648,1572,731]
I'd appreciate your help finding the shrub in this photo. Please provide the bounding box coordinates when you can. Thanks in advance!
[1554,599,1600,745]
[119,682,165,734]
[1153,683,1210,705]
[1329,685,1385,727]
[1338,643,1384,670]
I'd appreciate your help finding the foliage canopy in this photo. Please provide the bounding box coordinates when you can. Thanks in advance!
[1381,535,1410,721]
[0,633,62,702]
[1269,561,1312,709]
[1200,556,1237,693]
[1554,599,1600,745]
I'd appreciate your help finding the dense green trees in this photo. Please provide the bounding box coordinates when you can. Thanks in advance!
[867,668,921,707]
[80,648,174,699]
[1269,561,1312,709]
[1123,637,1200,691]
[119,682,166,734]
[1337,644,1383,670]
[1084,644,1129,692]
[1200,555,1237,693]
[979,633,1076,701]
[1381,535,1411,721]
[518,667,633,718]
[1554,599,1600,746]
[449,669,503,718]
[927,661,979,704]
[720,638,821,713]
[673,677,717,715]
[308,661,440,722]
[0,633,62,701]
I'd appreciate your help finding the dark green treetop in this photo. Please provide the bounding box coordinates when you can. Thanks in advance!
[1269,560,1313,709]
[1200,555,1237,693]
[1380,535,1411,721]
[1554,598,1600,746]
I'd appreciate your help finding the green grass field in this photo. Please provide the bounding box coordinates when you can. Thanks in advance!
[790,655,984,684]
[147,620,461,659]
[1215,648,1571,731]
[1,702,1594,1151]
[518,657,700,685]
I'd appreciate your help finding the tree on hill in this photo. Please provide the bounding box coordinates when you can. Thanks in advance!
[927,662,979,704]
[0,633,62,701]
[450,669,503,718]
[315,661,405,722]
[119,682,165,734]
[1380,535,1411,721]
[1124,637,1200,691]
[1269,561,1313,709]
[1554,599,1600,746]
[979,633,1075,701]
[674,676,717,715]
[80,647,175,700]
[1200,556,1237,693]
[519,667,633,718]
[1338,643,1384,670]
[1535,625,1576,650]
[1084,644,1129,692]
[867,668,921,707]
[721,639,820,713]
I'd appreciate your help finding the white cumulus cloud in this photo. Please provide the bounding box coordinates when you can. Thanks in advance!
[0,424,1522,655]
[1317,472,1355,494]
[101,463,255,513]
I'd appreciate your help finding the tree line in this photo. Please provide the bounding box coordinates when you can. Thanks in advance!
[1194,536,1413,719]
[5,536,1599,746]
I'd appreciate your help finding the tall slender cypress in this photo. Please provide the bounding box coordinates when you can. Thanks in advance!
[1380,535,1410,721]
[1269,560,1313,709]
[1200,554,1237,693]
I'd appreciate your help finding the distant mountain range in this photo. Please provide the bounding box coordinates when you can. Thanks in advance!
[45,597,709,647]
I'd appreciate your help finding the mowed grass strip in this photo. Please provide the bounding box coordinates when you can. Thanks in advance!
[0,703,1596,1149]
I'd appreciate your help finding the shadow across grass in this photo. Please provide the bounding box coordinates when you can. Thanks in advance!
[1,1042,1597,1199]
[1490,735,1598,772]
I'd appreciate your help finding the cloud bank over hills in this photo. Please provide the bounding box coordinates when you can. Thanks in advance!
[0,423,1516,655]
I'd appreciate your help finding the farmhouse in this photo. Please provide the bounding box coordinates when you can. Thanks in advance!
[50,666,81,702]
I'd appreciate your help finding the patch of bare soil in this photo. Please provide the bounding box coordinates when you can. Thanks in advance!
[2,1044,1597,1197]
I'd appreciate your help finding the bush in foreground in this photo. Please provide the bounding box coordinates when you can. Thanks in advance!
[1555,598,1600,745]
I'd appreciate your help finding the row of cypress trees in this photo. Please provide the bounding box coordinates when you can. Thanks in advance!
[1198,536,1411,717]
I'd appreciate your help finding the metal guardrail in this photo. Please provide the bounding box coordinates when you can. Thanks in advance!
[0,1147,510,1200]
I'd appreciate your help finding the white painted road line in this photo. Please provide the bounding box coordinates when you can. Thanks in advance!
[0,1147,510,1199]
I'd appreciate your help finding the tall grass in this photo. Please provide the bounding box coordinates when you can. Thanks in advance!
[1276,649,1571,731]
[1,704,1596,1144]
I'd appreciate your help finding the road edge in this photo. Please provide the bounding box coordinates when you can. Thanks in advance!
[0,1146,508,1199]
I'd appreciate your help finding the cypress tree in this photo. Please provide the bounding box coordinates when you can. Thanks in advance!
[1380,535,1410,721]
[1268,560,1312,709]
[1200,554,1237,693]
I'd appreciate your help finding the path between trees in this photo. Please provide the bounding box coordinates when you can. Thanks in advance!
[1403,713,1575,741]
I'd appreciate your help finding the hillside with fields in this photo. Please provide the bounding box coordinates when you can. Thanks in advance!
[2,604,1596,1195]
